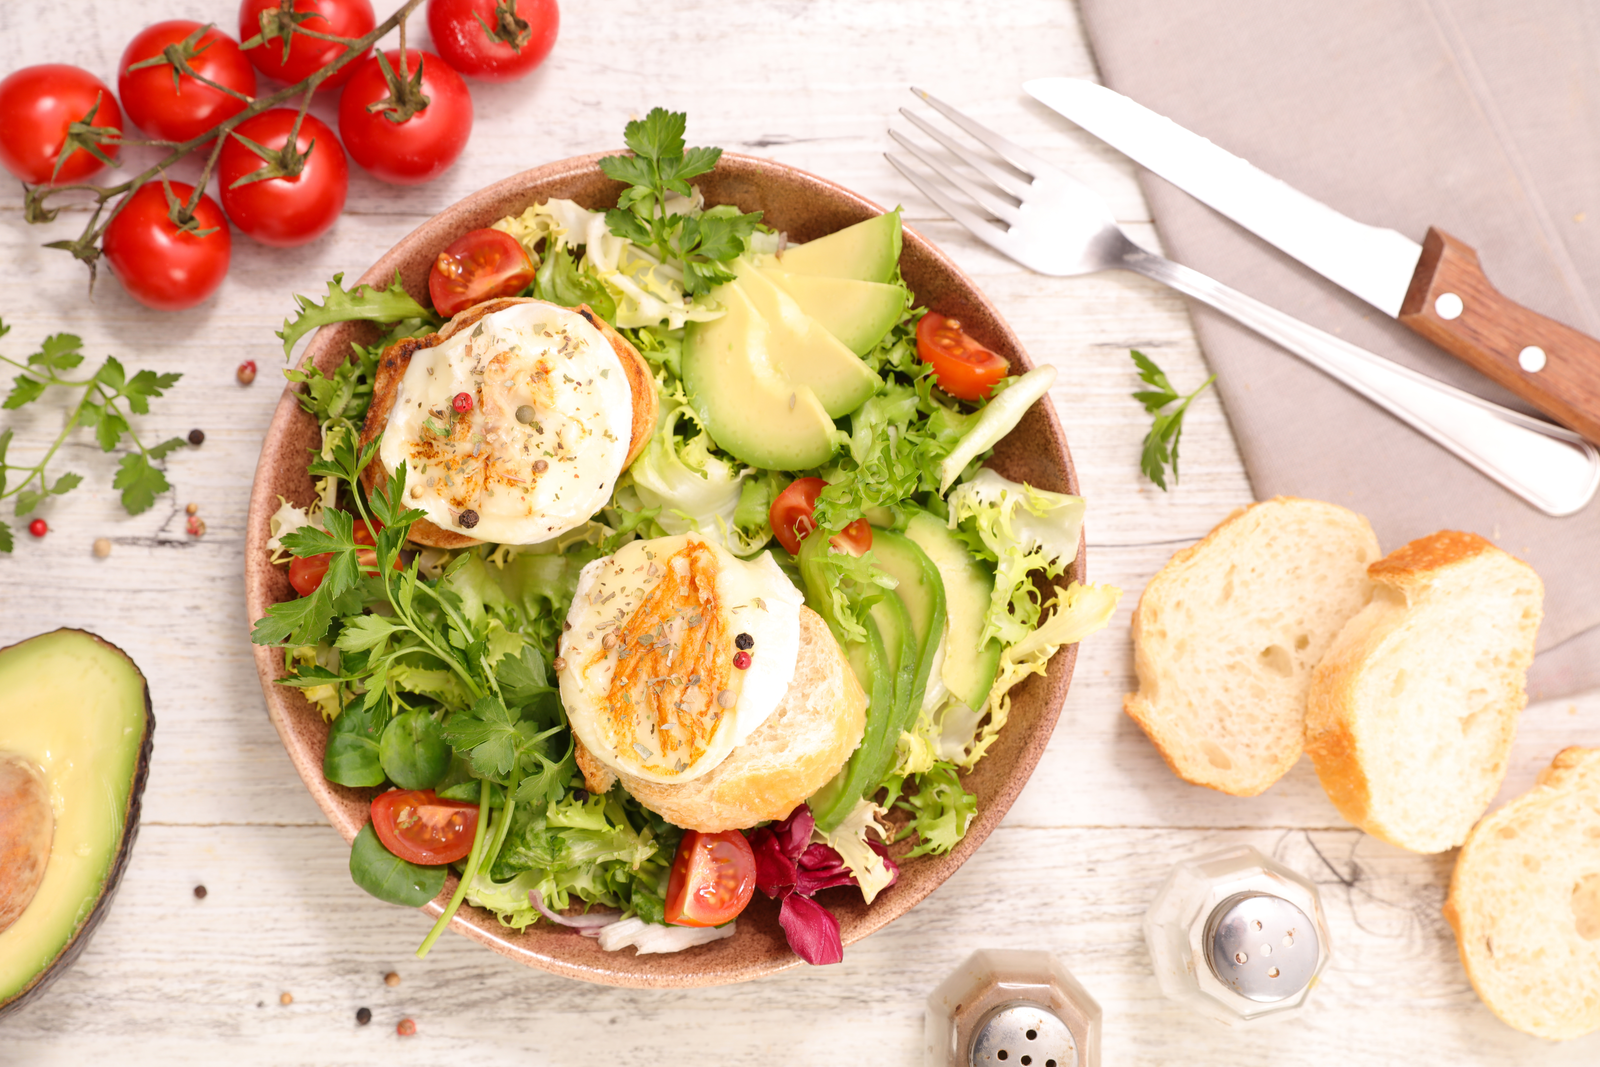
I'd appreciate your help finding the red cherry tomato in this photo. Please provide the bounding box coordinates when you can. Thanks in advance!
[769,477,873,557]
[338,49,472,185]
[664,829,756,928]
[370,789,480,865]
[102,181,232,311]
[219,109,348,247]
[428,228,536,317]
[915,311,1010,401]
[287,519,384,596]
[238,0,376,90]
[426,0,559,83]
[118,21,257,143]
[0,65,123,185]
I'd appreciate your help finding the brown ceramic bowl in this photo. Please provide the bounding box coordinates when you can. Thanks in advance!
[245,152,1083,987]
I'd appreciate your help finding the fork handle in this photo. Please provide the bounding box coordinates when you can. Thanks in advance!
[1119,246,1600,517]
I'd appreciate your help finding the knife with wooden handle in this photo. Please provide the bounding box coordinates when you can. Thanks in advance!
[1024,78,1600,444]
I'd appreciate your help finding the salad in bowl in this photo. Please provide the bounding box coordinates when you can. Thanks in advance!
[247,109,1119,980]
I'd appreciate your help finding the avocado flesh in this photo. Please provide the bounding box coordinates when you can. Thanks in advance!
[0,629,152,1018]
[777,210,904,285]
[905,511,1003,713]
[757,267,906,357]
[683,281,837,471]
[728,262,879,417]
[865,531,947,719]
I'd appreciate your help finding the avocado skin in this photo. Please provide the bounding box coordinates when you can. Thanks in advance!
[0,629,154,1020]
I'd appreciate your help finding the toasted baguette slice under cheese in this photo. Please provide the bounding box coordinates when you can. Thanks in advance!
[1124,497,1380,796]
[358,297,656,549]
[1305,531,1543,853]
[1443,747,1600,1040]
[576,606,867,832]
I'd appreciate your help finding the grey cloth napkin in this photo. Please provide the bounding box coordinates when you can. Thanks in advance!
[1077,0,1600,699]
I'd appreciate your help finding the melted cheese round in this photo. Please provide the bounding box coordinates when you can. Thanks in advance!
[558,533,804,785]
[378,302,634,544]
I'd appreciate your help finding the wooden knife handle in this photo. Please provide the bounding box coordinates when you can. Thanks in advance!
[1398,226,1600,443]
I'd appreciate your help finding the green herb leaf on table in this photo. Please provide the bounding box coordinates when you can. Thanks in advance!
[1130,349,1215,490]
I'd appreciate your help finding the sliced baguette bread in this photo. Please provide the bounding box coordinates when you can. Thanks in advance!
[1442,747,1600,1040]
[1305,531,1543,853]
[1124,497,1380,796]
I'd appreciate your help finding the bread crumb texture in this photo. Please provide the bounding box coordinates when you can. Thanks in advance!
[1444,747,1600,1040]
[1306,531,1542,853]
[1123,497,1379,796]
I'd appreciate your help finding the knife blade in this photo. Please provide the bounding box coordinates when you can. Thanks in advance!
[1024,76,1600,445]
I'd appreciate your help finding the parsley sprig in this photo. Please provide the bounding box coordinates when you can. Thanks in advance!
[1131,350,1214,490]
[598,108,763,296]
[0,320,186,549]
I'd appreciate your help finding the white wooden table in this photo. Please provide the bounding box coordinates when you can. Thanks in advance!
[2,1,1597,1063]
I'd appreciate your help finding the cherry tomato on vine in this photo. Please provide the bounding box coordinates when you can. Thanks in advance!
[429,228,536,317]
[101,181,232,311]
[370,789,480,865]
[338,49,473,185]
[915,311,1010,401]
[0,65,123,185]
[427,0,559,83]
[118,21,258,143]
[219,109,348,247]
[769,477,873,557]
[665,829,756,928]
[286,519,387,596]
[238,0,376,90]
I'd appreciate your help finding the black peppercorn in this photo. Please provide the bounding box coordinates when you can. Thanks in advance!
[735,632,753,650]
[356,1007,371,1025]
[457,508,480,529]
[572,789,589,803]
[193,885,207,899]
[187,428,205,446]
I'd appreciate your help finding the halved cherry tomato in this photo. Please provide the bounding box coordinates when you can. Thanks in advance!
[665,829,757,928]
[370,789,479,865]
[287,519,388,596]
[915,311,1010,401]
[769,477,873,557]
[428,228,536,317]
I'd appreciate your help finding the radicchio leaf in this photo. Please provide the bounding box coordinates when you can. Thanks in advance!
[795,842,856,896]
[777,892,844,966]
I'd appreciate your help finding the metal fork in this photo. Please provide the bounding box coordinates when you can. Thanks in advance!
[888,88,1600,517]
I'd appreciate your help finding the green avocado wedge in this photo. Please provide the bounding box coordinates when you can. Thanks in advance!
[864,530,948,721]
[0,629,153,1020]
[729,262,879,417]
[683,281,838,470]
[758,267,906,357]
[905,511,1003,715]
[776,209,904,284]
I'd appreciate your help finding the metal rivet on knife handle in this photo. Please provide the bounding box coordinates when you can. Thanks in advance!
[1399,227,1600,444]
[1435,292,1464,320]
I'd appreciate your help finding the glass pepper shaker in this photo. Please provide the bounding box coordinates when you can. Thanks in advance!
[1143,844,1331,1027]
[924,949,1102,1067]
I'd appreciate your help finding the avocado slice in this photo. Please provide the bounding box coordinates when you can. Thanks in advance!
[728,263,879,417]
[865,530,947,720]
[905,511,1003,714]
[683,281,838,471]
[0,629,153,1019]
[777,209,904,284]
[758,267,906,357]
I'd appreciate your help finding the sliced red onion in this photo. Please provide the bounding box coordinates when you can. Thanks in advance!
[529,889,621,930]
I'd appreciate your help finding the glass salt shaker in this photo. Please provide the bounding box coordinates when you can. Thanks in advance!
[1143,844,1331,1027]
[924,949,1102,1067]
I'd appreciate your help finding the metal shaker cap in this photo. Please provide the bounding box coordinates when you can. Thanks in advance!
[1204,892,1320,1002]
[971,1003,1078,1067]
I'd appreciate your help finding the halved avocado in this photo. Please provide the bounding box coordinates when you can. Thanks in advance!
[0,629,153,1019]
[683,280,838,470]
[776,209,904,284]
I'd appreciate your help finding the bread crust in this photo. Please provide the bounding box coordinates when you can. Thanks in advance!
[357,297,657,548]
[1123,496,1379,796]
[1305,531,1542,852]
[577,607,868,831]
[1442,746,1600,1040]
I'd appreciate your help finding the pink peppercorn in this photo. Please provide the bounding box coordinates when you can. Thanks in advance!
[27,518,47,538]
[733,650,751,670]
[452,392,473,413]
